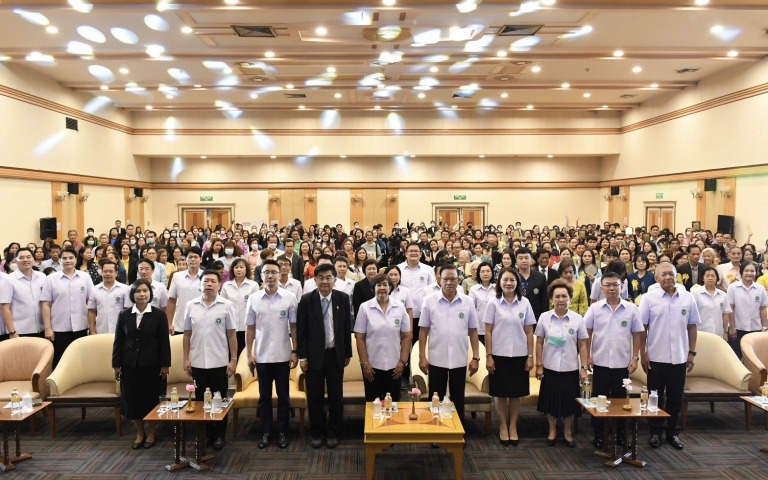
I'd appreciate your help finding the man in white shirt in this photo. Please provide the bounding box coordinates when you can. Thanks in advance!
[397,242,436,346]
[167,247,203,334]
[246,260,298,450]
[87,260,131,334]
[302,255,333,294]
[332,257,355,296]
[183,269,237,451]
[276,257,302,303]
[717,245,743,291]
[143,247,167,286]
[1,248,46,338]
[40,245,62,272]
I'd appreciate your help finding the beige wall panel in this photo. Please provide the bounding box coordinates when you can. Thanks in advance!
[317,190,350,230]
[735,175,768,244]
[0,179,52,248]
[83,185,125,234]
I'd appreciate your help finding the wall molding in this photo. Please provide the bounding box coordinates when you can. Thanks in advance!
[0,166,151,188]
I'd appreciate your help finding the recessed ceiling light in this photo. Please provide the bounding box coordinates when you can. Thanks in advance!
[632,66,642,73]
[695,0,709,5]
[581,25,593,34]
[583,92,591,98]
[181,26,193,34]
[531,65,541,73]
[500,92,508,98]
[429,66,439,73]
[479,154,485,158]
[727,50,738,57]
[382,0,396,6]
[145,105,153,110]
[223,67,233,74]
[25,52,54,62]
[602,105,608,109]
[327,66,336,73]
[650,83,659,88]
[145,44,165,58]
[250,93,258,99]
[451,105,457,109]
[119,67,129,74]
[298,105,305,109]
[340,155,347,158]
[166,94,173,99]
[194,84,202,88]
[496,50,507,57]
[334,92,342,98]
[265,51,275,58]
[613,49,624,57]
[377,83,386,89]
[541,0,557,5]
[526,104,534,109]
[410,154,416,158]
[315,26,327,36]
[224,0,238,5]
[561,82,570,89]
[201,155,207,159]
[547,154,554,158]
[710,25,724,34]
[45,26,58,34]
[417,92,425,99]
[68,0,93,14]
[374,105,381,110]
[286,83,294,89]
[100,85,108,90]
[270,155,277,159]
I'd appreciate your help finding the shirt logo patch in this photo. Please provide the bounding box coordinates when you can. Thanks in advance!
[80,286,85,292]
[519,312,524,319]
[244,295,249,300]
[621,320,628,328]
[419,276,425,282]
[115,296,122,303]
[533,288,539,294]
[216,317,222,324]
[756,296,761,303]
[280,310,287,317]
[394,318,400,326]
[459,312,465,320]
[681,308,687,316]
[568,328,575,335]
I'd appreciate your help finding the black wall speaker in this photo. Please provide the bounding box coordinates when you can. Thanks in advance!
[717,215,735,235]
[40,217,57,240]
[610,186,620,196]
[134,187,144,197]
[67,182,79,195]
[704,179,717,192]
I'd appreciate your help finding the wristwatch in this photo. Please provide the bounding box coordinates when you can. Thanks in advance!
[472,357,481,362]
[688,351,697,357]
[398,359,407,367]
[7,331,15,336]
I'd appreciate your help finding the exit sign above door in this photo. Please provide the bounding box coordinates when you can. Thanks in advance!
[454,195,467,201]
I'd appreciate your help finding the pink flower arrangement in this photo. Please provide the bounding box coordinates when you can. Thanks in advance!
[186,383,196,393]
[410,387,421,398]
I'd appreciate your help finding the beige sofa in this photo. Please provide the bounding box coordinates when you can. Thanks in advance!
[0,337,53,402]
[45,334,121,438]
[165,334,191,396]
[631,331,751,429]
[741,332,768,394]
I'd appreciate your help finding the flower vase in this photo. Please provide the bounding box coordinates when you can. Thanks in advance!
[409,397,418,420]
[185,392,195,413]
[623,393,632,411]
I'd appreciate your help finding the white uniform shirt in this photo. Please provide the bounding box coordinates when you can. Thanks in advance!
[169,269,203,332]
[469,283,495,336]
[590,278,630,302]
[483,295,535,358]
[584,299,644,369]
[87,282,131,333]
[40,271,93,332]
[535,310,588,372]
[419,292,478,369]
[183,295,237,369]
[692,286,731,336]
[0,270,46,334]
[390,285,414,311]
[727,281,768,332]
[397,262,436,318]
[353,297,410,371]
[717,263,741,290]
[40,259,62,272]
[245,288,297,363]
[278,278,303,303]
[333,277,355,296]
[639,286,701,364]
[220,278,259,332]
[302,277,317,294]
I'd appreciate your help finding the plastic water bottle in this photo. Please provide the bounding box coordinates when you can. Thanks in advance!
[383,392,393,418]
[21,393,33,413]
[170,387,179,411]
[640,386,649,411]
[648,390,659,412]
[441,395,452,418]
[203,387,212,412]
[10,389,21,412]
[212,391,222,413]
[761,382,768,405]
[372,397,382,418]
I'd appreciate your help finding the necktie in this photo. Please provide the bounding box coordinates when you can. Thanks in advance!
[322,297,334,348]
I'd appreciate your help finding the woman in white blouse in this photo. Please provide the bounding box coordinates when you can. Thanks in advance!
[220,258,260,358]
[691,266,731,340]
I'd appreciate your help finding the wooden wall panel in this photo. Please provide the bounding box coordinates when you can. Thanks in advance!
[304,188,317,226]
[268,189,281,225]
[350,189,363,227]
[722,178,736,217]
[385,189,399,231]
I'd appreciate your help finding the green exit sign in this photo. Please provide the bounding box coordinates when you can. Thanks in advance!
[200,196,213,202]
[454,195,467,201]
[655,193,663,199]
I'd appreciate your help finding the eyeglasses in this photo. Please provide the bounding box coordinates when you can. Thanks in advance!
[316,276,335,283]
[262,270,279,276]
[601,283,621,288]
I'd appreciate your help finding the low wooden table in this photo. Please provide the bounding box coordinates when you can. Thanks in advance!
[145,401,233,472]
[741,396,768,433]
[577,398,669,469]
[363,401,465,480]
[0,401,50,473]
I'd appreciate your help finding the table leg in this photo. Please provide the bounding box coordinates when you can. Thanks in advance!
[0,423,14,472]
[745,401,753,431]
[619,420,647,468]
[446,444,464,480]
[190,423,212,471]
[9,422,31,465]
[165,421,189,472]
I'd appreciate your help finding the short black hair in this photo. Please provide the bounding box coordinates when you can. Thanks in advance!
[186,246,202,258]
[130,279,154,304]
[202,269,221,282]
[137,258,155,270]
[315,263,337,277]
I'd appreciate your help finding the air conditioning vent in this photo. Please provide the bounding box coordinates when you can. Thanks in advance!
[452,91,474,98]
[620,94,637,98]
[65,117,78,131]
[676,68,700,74]
[284,93,307,99]
[237,75,265,82]
[498,25,542,36]
[232,26,276,38]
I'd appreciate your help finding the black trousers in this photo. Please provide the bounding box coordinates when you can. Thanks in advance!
[306,348,344,440]
[591,365,629,434]
[428,365,467,424]
[191,366,229,439]
[647,362,687,437]
[362,367,401,403]
[20,332,45,338]
[52,329,88,368]
[236,331,246,359]
[403,318,420,383]
[729,329,753,359]
[256,361,291,434]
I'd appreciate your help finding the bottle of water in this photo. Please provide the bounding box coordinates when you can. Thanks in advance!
[212,391,222,413]
[383,392,393,418]
[640,386,649,411]
[762,382,768,405]
[10,389,20,412]
[203,387,212,412]
[170,387,179,411]
[372,397,382,418]
[648,390,659,412]
[441,395,452,418]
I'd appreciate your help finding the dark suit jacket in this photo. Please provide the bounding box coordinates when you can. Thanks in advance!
[352,279,375,319]
[676,263,700,291]
[278,253,305,287]
[119,256,137,285]
[297,289,353,371]
[112,306,171,369]
[522,270,549,321]
[537,267,561,286]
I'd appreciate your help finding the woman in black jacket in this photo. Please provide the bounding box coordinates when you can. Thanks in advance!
[112,279,171,450]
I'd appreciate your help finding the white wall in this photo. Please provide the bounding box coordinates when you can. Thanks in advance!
[83,185,125,233]
[735,175,768,246]
[628,182,697,231]
[0,178,53,248]
[317,189,351,229]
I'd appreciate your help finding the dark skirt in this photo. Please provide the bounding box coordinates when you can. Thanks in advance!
[489,355,530,398]
[120,364,163,420]
[537,368,581,419]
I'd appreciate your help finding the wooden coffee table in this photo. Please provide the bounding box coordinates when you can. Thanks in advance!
[577,397,669,468]
[364,401,465,480]
[145,401,233,472]
[741,395,768,432]
[0,402,50,472]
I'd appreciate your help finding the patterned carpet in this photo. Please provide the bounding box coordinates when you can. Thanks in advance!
[6,401,768,479]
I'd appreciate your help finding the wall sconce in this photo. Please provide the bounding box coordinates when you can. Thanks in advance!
[386,194,398,203]
[616,194,627,201]
[305,194,316,203]
[127,193,136,202]
[141,195,150,203]
[719,186,731,198]
[602,194,613,201]
[269,194,280,203]
[351,194,363,204]
[55,191,69,202]
[78,192,91,202]
[689,188,702,199]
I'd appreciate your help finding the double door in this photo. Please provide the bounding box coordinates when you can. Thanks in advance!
[434,205,486,229]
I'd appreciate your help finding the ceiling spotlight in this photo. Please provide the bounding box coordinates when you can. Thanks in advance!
[193,84,202,88]
[270,155,277,159]
[145,105,153,110]
[632,66,642,73]
[531,65,541,73]
[496,50,507,57]
[315,26,327,36]
[451,105,457,109]
[583,92,591,98]
[602,105,609,109]
[100,85,108,90]
[500,92,508,98]
[46,26,59,34]
[340,155,347,158]
[327,66,336,73]
[285,83,294,89]
[561,82,570,89]
[479,154,485,158]
[710,25,724,34]
[417,92,425,99]
[119,67,129,74]
[382,0,396,6]
[250,93,258,99]
[165,94,173,99]
[181,26,193,34]
[727,50,739,57]
[526,104,534,109]
[547,154,554,158]
[224,0,238,5]
[650,83,659,88]
[334,92,342,98]
[613,49,624,57]
[429,66,438,73]
[265,51,275,58]
[695,0,709,5]
[541,0,557,5]
[201,156,207,159]
[374,105,381,110]
[298,105,305,109]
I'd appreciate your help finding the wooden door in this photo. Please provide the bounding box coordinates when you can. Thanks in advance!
[462,208,484,229]
[436,208,459,229]
[645,205,675,232]
[660,208,674,232]
[211,209,231,230]
[184,209,206,230]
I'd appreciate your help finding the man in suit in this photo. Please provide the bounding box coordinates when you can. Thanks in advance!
[277,238,305,287]
[297,263,353,449]
[515,247,549,320]
[535,249,560,285]
[676,244,701,291]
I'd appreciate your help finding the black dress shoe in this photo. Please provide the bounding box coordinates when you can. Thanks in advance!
[258,433,271,449]
[509,439,519,447]
[499,439,510,446]
[213,437,225,450]
[546,438,556,447]
[649,435,661,448]
[143,441,156,449]
[132,440,144,450]
[563,438,575,448]
[310,437,323,449]
[667,435,684,450]
[326,437,339,449]
[277,432,289,449]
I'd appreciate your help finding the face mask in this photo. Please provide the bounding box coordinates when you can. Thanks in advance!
[130,239,137,245]
[147,237,155,244]
[171,233,177,238]
[431,223,435,227]
[224,248,234,256]
[87,232,94,236]
[87,240,95,246]
[268,243,277,250]
[251,244,258,251]
[164,233,170,238]
[173,226,180,231]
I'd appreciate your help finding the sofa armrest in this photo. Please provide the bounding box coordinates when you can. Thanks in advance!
[235,348,255,392]
[742,341,767,394]
[46,350,83,397]
[711,345,752,391]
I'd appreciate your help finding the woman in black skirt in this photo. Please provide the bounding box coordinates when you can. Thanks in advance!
[535,279,589,447]
[484,267,536,447]
[112,278,171,449]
